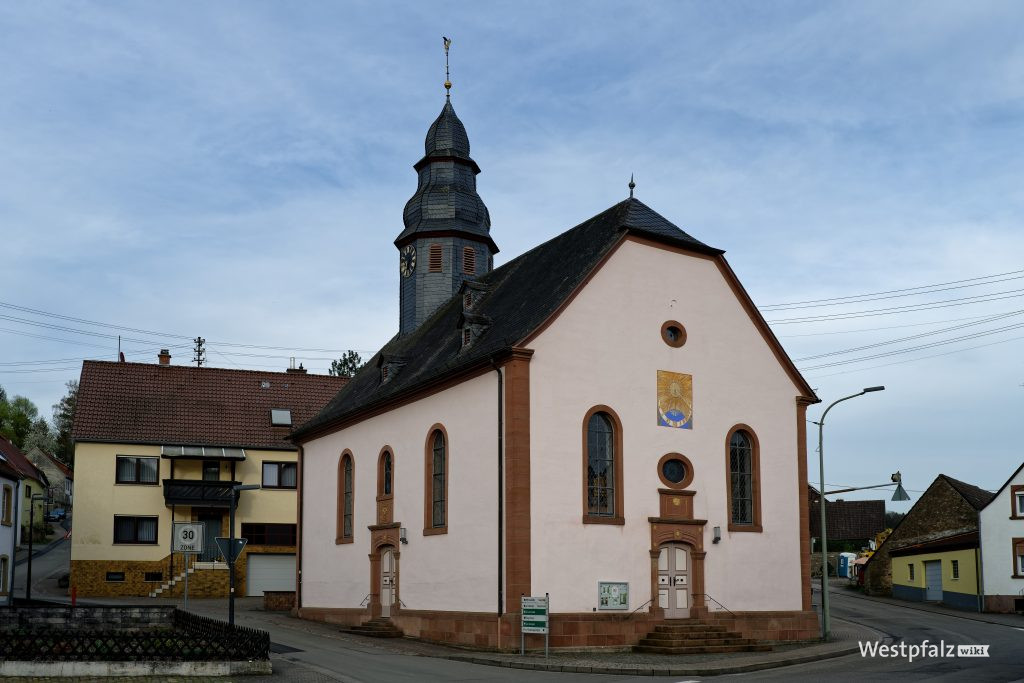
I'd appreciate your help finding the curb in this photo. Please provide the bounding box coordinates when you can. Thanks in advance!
[435,643,860,676]
[827,588,1024,630]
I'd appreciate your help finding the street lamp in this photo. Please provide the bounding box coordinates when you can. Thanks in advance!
[229,483,260,626]
[26,493,47,602]
[824,471,910,501]
[816,385,884,641]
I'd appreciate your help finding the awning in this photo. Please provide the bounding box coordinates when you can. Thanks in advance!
[160,445,246,460]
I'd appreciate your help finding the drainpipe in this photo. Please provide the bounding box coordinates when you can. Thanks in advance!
[975,515,984,613]
[296,444,304,611]
[492,359,504,646]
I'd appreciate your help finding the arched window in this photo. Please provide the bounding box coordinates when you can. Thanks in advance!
[726,426,762,531]
[378,449,393,499]
[424,425,448,534]
[582,406,624,524]
[336,452,354,544]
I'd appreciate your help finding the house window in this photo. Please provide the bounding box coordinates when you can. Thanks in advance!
[270,409,292,426]
[116,456,159,485]
[262,462,297,489]
[113,516,158,544]
[144,571,163,582]
[380,450,393,497]
[1014,539,1024,577]
[241,523,297,546]
[105,571,125,582]
[1,485,12,526]
[25,484,31,498]
[1012,486,1024,519]
[463,247,476,275]
[909,563,915,581]
[202,461,220,481]
[337,452,354,544]
[424,426,448,534]
[726,426,762,531]
[429,244,443,272]
[951,560,960,579]
[582,406,624,524]
[0,556,8,594]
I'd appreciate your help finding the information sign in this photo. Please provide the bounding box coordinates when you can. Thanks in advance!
[173,522,204,554]
[598,581,629,610]
[521,595,549,634]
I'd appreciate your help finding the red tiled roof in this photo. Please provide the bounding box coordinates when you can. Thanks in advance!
[72,361,348,450]
[0,434,46,483]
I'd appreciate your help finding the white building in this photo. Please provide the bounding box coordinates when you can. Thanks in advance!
[980,461,1024,613]
[292,92,821,649]
[0,456,22,605]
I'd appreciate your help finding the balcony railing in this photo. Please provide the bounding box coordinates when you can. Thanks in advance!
[162,479,241,507]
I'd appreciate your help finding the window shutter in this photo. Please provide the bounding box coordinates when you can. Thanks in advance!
[429,244,443,272]
[463,247,476,274]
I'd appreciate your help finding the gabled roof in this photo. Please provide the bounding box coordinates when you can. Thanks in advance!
[0,435,46,484]
[938,474,994,511]
[73,361,348,451]
[28,447,73,480]
[295,198,815,440]
[980,461,1024,511]
[808,495,885,541]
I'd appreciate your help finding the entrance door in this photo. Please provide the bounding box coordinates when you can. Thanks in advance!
[380,547,396,618]
[924,560,942,601]
[657,544,690,618]
[198,513,222,562]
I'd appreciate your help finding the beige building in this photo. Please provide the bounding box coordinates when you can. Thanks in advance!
[71,353,345,598]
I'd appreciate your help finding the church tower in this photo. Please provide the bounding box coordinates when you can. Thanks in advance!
[395,46,497,335]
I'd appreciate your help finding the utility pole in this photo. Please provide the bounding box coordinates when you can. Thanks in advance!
[192,337,206,367]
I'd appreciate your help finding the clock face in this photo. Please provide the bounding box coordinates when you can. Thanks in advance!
[400,245,416,277]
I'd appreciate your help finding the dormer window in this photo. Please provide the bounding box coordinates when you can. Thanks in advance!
[463,292,473,309]
[381,365,390,383]
[270,409,292,426]
[378,355,407,384]
[462,328,472,347]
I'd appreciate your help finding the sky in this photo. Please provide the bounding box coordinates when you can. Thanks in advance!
[1,1,1022,509]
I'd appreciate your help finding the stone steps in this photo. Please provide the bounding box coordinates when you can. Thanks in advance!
[633,619,771,655]
[347,617,404,638]
[148,567,195,598]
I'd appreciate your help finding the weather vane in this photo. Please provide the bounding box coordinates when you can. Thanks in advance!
[629,173,636,198]
[443,36,452,98]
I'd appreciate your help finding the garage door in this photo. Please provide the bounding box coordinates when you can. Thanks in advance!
[246,554,296,596]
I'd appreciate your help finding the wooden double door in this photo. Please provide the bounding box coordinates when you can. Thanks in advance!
[657,543,691,618]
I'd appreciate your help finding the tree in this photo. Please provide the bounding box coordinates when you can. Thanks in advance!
[52,380,78,464]
[329,351,365,379]
[24,417,57,454]
[884,511,905,529]
[0,393,40,449]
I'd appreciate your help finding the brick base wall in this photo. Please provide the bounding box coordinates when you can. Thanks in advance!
[263,591,295,611]
[298,607,817,650]
[984,595,1024,613]
[71,545,295,598]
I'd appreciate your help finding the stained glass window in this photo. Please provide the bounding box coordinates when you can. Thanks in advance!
[587,412,615,516]
[730,431,753,525]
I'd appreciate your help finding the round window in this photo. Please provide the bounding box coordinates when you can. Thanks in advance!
[661,320,686,348]
[657,452,694,489]
[662,458,686,484]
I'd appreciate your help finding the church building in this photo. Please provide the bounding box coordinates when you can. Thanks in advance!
[292,81,821,648]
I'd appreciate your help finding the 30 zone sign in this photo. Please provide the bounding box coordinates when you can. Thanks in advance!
[173,522,205,553]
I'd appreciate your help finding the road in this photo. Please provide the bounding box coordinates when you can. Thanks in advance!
[741,585,1024,681]
[12,520,71,600]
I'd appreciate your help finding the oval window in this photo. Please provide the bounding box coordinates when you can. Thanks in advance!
[662,458,686,484]
[657,452,694,489]
[661,320,686,348]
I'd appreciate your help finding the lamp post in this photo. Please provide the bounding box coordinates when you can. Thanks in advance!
[816,385,884,640]
[229,483,260,626]
[26,493,47,602]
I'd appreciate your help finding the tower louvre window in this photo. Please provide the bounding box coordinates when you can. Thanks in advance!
[463,292,473,309]
[429,244,443,272]
[462,328,471,347]
[463,247,476,275]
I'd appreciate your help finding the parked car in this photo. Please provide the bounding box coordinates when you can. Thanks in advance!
[46,508,66,521]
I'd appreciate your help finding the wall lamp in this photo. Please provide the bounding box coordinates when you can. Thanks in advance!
[712,526,721,544]
[400,527,408,545]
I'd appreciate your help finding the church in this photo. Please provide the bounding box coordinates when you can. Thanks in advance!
[291,77,821,648]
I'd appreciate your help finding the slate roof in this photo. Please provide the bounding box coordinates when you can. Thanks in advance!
[295,198,725,439]
[939,474,994,510]
[424,100,471,159]
[808,489,886,540]
[73,362,347,450]
[0,435,46,484]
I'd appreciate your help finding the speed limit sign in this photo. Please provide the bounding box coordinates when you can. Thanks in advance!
[173,522,205,553]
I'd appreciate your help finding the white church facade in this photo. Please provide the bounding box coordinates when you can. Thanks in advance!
[292,89,820,648]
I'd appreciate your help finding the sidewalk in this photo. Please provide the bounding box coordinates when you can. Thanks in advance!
[13,531,68,567]
[824,582,1024,630]
[128,596,880,677]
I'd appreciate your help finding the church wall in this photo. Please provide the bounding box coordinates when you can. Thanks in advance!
[527,238,805,614]
[300,371,500,613]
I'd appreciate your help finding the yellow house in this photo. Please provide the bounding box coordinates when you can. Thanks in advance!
[890,530,980,611]
[70,353,346,598]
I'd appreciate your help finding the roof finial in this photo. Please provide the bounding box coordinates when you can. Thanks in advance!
[628,173,636,198]
[443,36,452,99]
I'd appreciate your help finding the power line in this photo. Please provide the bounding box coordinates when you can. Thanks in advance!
[767,288,1024,325]
[759,269,1024,309]
[776,313,1000,338]
[792,310,1024,362]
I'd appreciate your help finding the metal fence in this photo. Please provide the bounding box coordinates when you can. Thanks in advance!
[0,609,269,662]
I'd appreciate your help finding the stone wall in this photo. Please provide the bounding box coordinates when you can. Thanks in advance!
[0,605,174,631]
[862,479,979,596]
[71,545,295,598]
[263,591,295,611]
